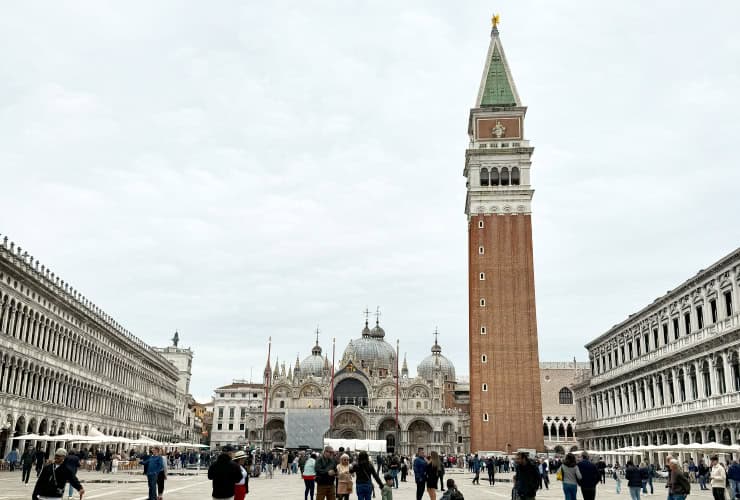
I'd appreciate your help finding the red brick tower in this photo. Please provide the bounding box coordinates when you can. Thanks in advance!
[465,20,544,454]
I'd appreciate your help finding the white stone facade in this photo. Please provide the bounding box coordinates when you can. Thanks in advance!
[540,361,590,453]
[154,343,197,442]
[209,323,469,455]
[574,248,740,464]
[0,236,180,456]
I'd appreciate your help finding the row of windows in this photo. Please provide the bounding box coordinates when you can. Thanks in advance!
[480,167,521,186]
[592,291,735,375]
[217,392,260,398]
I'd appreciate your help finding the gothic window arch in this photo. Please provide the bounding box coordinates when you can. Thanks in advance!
[480,168,490,187]
[559,387,574,405]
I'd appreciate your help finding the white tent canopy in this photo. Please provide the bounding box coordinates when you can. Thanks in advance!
[323,439,386,453]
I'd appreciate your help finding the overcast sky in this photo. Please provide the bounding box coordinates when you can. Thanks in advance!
[1,1,739,403]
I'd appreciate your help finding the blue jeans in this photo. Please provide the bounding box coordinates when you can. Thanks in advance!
[147,474,158,500]
[629,486,642,500]
[642,480,648,494]
[563,482,578,500]
[391,469,398,488]
[668,495,686,500]
[730,479,740,498]
[357,481,373,500]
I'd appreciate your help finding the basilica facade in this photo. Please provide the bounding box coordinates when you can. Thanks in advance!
[210,320,468,455]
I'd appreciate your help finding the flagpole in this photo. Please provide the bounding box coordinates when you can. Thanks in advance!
[395,339,400,454]
[330,337,336,433]
[262,336,272,452]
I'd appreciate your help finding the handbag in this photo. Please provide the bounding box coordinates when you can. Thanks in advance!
[556,467,563,481]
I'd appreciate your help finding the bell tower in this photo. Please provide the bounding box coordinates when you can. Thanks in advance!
[464,18,544,453]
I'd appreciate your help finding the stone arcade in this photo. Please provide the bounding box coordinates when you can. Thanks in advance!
[0,236,182,456]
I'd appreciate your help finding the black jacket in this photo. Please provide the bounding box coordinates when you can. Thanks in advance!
[32,463,82,499]
[315,455,338,486]
[515,460,540,498]
[577,460,600,489]
[352,461,384,488]
[208,454,242,499]
[625,466,642,487]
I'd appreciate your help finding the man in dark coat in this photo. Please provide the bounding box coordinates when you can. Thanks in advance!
[34,447,47,477]
[21,446,35,484]
[514,452,539,500]
[577,453,600,500]
[208,446,242,500]
[32,448,85,500]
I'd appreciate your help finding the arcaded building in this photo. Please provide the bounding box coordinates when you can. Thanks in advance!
[0,236,180,456]
[540,362,590,453]
[464,22,543,452]
[574,248,740,465]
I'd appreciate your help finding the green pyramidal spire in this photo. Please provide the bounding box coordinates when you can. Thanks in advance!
[477,27,521,107]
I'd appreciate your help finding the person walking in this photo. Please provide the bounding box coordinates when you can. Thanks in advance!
[232,451,249,500]
[646,462,655,495]
[208,447,243,500]
[64,450,82,500]
[6,448,18,472]
[141,447,165,500]
[336,454,354,500]
[425,451,442,500]
[315,446,338,500]
[486,456,495,486]
[538,459,550,490]
[21,446,34,484]
[352,451,384,500]
[382,473,394,500]
[597,458,607,485]
[625,461,643,500]
[577,452,599,500]
[389,455,400,489]
[667,459,690,500]
[557,453,582,500]
[303,452,317,500]
[709,456,726,500]
[35,447,47,477]
[32,448,85,500]
[698,460,710,491]
[471,455,481,485]
[514,452,540,500]
[639,462,650,495]
[728,459,740,499]
[439,456,446,491]
[413,449,427,500]
[401,456,408,483]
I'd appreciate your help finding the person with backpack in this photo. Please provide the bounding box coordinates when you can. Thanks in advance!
[667,459,690,500]
[441,478,465,500]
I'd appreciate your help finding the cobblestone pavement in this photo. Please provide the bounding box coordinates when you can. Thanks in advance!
[0,469,716,500]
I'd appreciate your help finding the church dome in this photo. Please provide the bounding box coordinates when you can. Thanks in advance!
[342,320,395,370]
[417,338,456,382]
[301,333,326,378]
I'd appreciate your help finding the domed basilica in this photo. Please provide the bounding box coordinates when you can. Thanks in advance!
[222,317,469,455]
